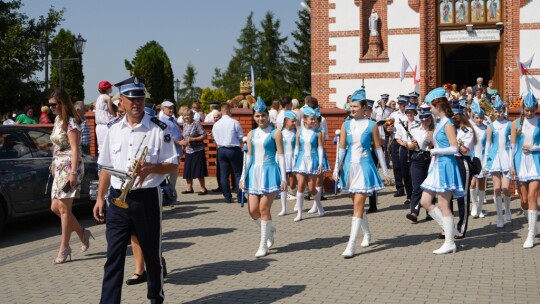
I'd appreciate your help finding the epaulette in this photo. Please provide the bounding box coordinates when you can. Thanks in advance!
[461,126,469,133]
[151,117,167,130]
[107,117,121,128]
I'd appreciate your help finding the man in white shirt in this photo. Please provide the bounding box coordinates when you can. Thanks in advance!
[276,97,293,131]
[191,101,205,122]
[388,96,408,197]
[211,103,244,203]
[372,93,393,167]
[204,102,220,123]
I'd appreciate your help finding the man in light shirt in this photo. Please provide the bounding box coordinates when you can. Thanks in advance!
[204,102,220,123]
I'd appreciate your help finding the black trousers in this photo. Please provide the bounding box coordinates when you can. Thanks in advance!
[391,140,404,193]
[369,148,379,209]
[215,152,236,190]
[398,146,412,199]
[218,147,243,201]
[409,152,431,215]
[451,157,472,236]
[101,187,164,304]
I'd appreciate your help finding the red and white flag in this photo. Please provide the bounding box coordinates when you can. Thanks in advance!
[413,63,420,85]
[400,53,412,82]
[515,54,535,76]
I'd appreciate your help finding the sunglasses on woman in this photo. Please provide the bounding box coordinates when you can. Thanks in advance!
[48,103,58,108]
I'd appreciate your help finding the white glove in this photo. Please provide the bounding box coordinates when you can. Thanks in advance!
[276,154,286,182]
[239,154,252,185]
[375,147,390,178]
[430,146,458,156]
[333,148,346,180]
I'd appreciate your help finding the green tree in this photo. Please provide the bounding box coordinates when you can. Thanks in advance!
[258,11,287,83]
[0,0,63,113]
[286,0,311,98]
[177,63,202,107]
[199,87,228,113]
[125,40,174,104]
[216,12,260,97]
[50,29,84,101]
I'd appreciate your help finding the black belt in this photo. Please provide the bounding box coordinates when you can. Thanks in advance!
[219,146,240,149]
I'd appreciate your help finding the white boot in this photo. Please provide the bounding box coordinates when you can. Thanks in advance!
[267,221,275,249]
[294,192,304,222]
[428,208,444,229]
[307,201,318,214]
[504,195,512,221]
[255,221,270,257]
[477,191,485,218]
[433,216,457,254]
[523,210,538,249]
[342,217,362,258]
[470,187,479,218]
[360,212,371,247]
[495,196,504,228]
[278,191,287,216]
[314,187,325,216]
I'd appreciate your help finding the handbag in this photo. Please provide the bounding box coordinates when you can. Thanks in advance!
[184,122,204,149]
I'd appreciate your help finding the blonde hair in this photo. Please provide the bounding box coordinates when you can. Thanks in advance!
[41,105,50,113]
[177,105,189,117]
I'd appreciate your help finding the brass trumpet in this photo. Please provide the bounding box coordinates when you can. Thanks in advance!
[113,146,149,209]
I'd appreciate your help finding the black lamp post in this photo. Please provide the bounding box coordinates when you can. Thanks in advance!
[174,78,181,102]
[38,33,87,89]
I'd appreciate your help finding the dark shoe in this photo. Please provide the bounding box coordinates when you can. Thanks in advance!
[211,187,222,193]
[393,192,405,197]
[406,213,418,223]
[454,234,465,240]
[320,195,327,201]
[126,271,147,285]
[403,199,411,205]
[425,215,433,221]
[181,190,194,194]
[437,233,445,239]
[225,199,232,204]
[197,190,208,196]
[367,207,378,214]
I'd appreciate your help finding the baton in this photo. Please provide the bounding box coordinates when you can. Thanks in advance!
[240,136,248,208]
[334,129,341,195]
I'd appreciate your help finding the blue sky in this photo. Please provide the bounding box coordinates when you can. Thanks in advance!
[21,0,304,102]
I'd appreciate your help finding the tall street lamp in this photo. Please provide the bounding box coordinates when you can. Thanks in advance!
[174,78,181,102]
[38,33,87,89]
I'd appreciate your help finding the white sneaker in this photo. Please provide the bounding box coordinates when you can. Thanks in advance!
[287,193,296,200]
[478,212,485,218]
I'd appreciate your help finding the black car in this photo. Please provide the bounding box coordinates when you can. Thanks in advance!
[0,125,98,232]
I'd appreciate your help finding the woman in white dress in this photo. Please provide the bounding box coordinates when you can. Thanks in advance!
[240,98,286,257]
[510,91,540,248]
[278,110,297,216]
[482,95,512,228]
[333,89,391,258]
[420,87,464,254]
[469,100,488,218]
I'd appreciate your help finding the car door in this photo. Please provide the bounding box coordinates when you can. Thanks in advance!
[0,129,41,215]
[25,129,54,208]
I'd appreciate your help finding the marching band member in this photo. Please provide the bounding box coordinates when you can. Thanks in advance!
[395,102,420,205]
[405,106,434,222]
[469,101,488,218]
[388,96,408,198]
[420,87,464,254]
[292,106,327,221]
[365,98,380,213]
[278,110,298,216]
[239,97,286,257]
[452,103,476,238]
[482,95,512,228]
[334,89,391,258]
[510,91,539,248]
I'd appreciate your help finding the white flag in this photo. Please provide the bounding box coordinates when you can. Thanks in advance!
[250,65,255,96]
[400,53,412,82]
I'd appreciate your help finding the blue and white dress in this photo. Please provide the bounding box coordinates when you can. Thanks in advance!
[282,128,296,173]
[484,119,511,174]
[421,117,465,197]
[245,126,282,195]
[339,118,384,194]
[294,127,324,175]
[514,116,540,182]
[471,122,487,179]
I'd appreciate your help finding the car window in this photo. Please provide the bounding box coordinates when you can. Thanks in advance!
[0,130,33,159]
[27,130,54,157]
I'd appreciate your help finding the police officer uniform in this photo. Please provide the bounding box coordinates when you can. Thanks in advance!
[389,96,408,197]
[451,104,474,238]
[372,93,393,167]
[97,77,178,304]
[395,101,420,204]
[406,106,433,221]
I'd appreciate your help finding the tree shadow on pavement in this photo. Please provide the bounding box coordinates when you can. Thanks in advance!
[163,205,217,220]
[166,258,275,285]
[162,241,195,252]
[162,227,236,240]
[184,284,306,304]
[273,236,349,254]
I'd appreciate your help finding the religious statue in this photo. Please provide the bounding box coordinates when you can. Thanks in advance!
[369,9,379,36]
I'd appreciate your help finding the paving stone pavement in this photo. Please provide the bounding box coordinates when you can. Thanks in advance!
[1,177,540,304]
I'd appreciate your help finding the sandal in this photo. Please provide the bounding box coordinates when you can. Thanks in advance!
[181,190,194,194]
[126,271,147,285]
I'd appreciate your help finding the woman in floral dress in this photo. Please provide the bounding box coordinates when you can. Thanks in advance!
[49,89,93,264]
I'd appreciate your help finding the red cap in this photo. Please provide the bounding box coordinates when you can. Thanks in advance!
[98,81,113,91]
